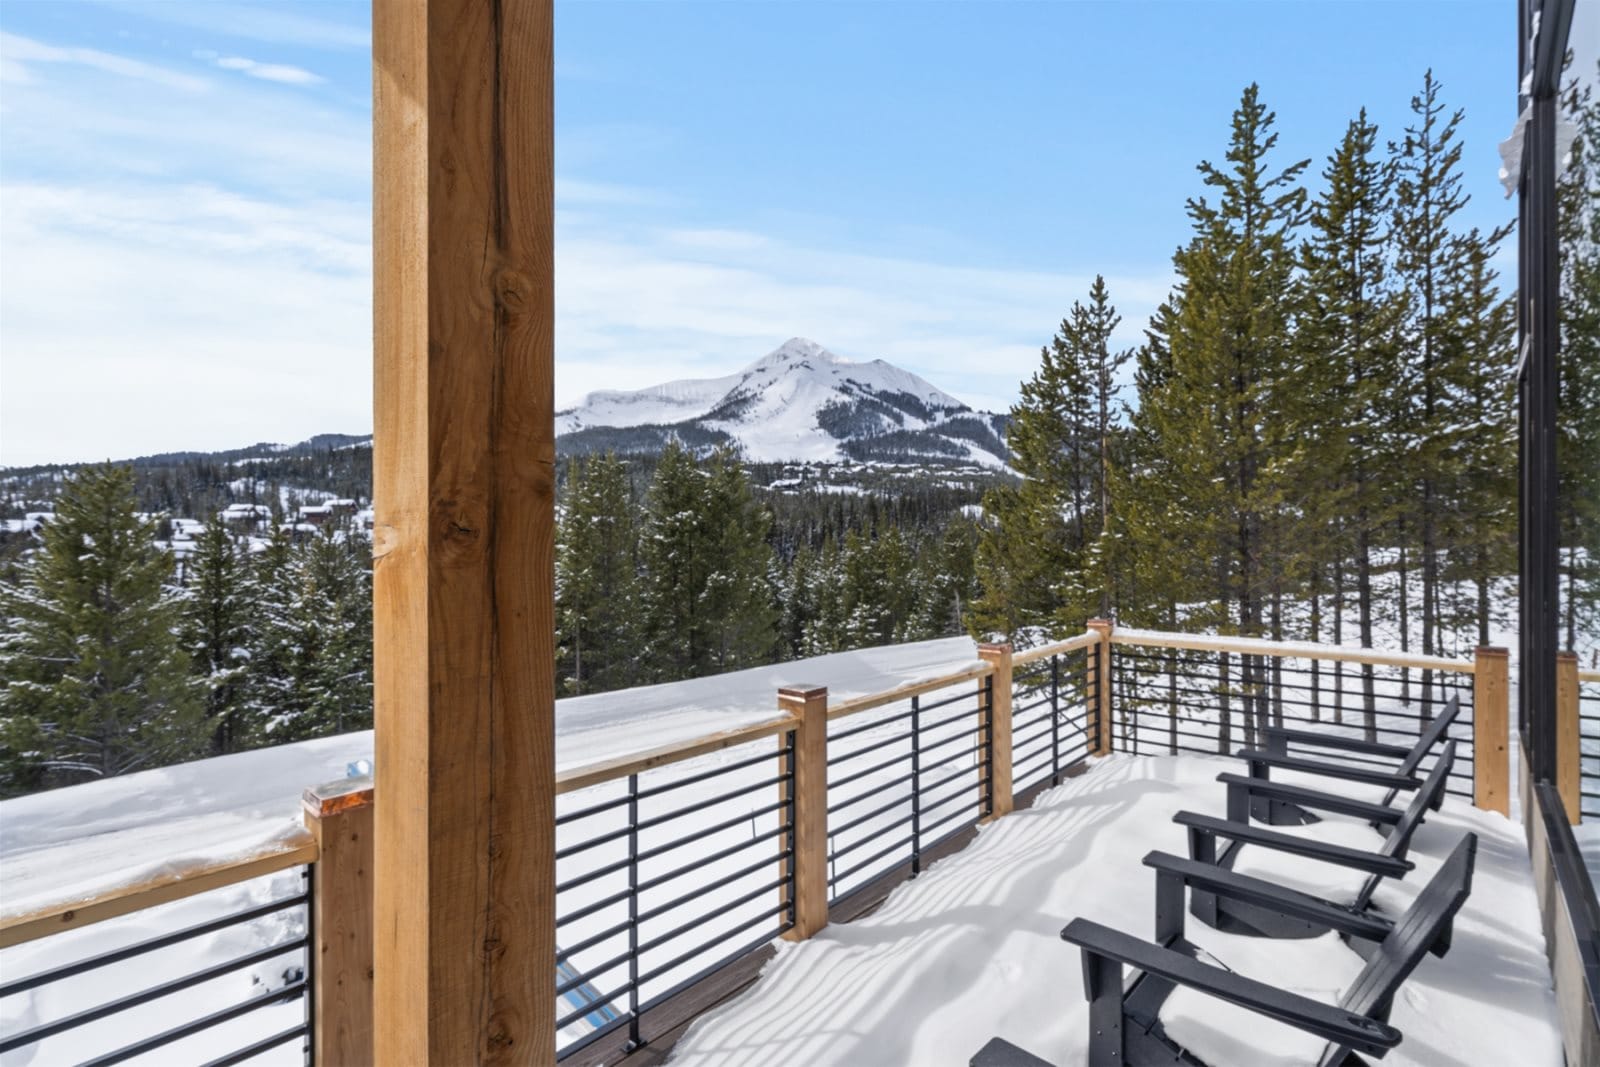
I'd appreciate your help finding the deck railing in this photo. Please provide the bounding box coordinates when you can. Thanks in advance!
[1108,627,1489,803]
[1573,658,1600,822]
[0,622,1513,1065]
[0,838,318,1065]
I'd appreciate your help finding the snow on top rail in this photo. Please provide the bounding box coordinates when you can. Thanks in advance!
[1111,627,1478,673]
[1012,629,1102,666]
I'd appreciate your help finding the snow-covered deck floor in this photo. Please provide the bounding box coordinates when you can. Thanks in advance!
[669,754,1561,1067]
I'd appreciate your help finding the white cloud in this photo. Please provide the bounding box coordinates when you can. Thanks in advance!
[550,217,1170,416]
[213,55,325,86]
[110,2,370,51]
[0,182,370,467]
[0,173,1172,466]
[0,31,209,93]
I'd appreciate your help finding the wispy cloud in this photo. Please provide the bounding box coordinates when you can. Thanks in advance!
[551,213,1171,416]
[106,2,369,51]
[0,31,208,92]
[213,55,325,86]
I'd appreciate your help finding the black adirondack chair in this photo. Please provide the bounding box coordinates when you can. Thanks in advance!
[1237,694,1460,826]
[971,833,1478,1067]
[1171,742,1456,940]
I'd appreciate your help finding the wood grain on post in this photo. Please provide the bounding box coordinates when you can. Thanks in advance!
[1088,619,1115,756]
[779,685,829,940]
[1473,646,1511,816]
[1558,651,1580,824]
[303,777,375,1067]
[977,644,1014,820]
[372,0,556,1061]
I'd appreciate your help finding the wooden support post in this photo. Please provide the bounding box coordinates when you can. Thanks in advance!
[779,686,829,940]
[372,0,555,1062]
[1558,651,1580,824]
[1474,646,1511,817]
[304,777,376,1067]
[978,643,1014,820]
[1088,619,1115,756]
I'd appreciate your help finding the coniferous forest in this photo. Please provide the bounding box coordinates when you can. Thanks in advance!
[2,72,1596,797]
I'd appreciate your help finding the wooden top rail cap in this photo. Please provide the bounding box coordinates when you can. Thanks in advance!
[826,661,993,721]
[556,713,799,794]
[1578,668,1600,684]
[303,774,376,818]
[779,684,828,701]
[1012,630,1102,665]
[1110,628,1477,674]
[0,831,318,949]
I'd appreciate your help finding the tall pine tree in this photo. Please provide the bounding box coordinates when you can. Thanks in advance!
[0,465,203,792]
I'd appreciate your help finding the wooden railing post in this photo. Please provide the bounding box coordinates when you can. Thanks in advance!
[1088,619,1115,756]
[302,776,375,1067]
[779,685,828,940]
[1474,646,1511,816]
[1558,651,1580,823]
[978,643,1014,820]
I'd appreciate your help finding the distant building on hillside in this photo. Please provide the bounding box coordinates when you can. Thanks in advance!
[220,503,272,532]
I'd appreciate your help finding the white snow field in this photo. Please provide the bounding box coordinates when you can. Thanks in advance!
[668,754,1562,1067]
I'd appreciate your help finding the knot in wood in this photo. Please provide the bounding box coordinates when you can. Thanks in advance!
[493,268,533,311]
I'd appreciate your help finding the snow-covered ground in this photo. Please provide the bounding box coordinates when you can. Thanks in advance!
[668,754,1561,1067]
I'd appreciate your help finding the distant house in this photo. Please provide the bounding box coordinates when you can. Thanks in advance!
[277,521,323,543]
[220,503,272,532]
[298,504,335,526]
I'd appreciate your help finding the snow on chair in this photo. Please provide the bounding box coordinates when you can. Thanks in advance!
[970,833,1477,1067]
[1235,694,1460,826]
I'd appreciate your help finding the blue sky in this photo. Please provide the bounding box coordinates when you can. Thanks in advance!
[0,1,1591,465]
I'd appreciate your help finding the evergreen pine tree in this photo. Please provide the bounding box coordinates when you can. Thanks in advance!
[1558,63,1600,654]
[181,519,255,754]
[556,453,640,694]
[1389,70,1474,668]
[0,464,204,792]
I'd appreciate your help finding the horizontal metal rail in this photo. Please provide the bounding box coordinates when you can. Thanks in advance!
[0,870,312,1066]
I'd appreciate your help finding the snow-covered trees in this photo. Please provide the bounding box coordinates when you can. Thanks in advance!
[0,465,204,794]
[640,444,778,680]
[248,529,373,743]
[557,453,641,695]
[181,520,254,754]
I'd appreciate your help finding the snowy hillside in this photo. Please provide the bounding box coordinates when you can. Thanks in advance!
[556,338,1011,467]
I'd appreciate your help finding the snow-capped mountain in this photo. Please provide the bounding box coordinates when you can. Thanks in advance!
[557,338,1009,468]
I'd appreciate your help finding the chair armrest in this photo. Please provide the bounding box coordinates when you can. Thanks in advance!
[1263,726,1414,760]
[1238,749,1424,790]
[1143,850,1393,942]
[1175,811,1413,877]
[1060,918,1402,1057]
[1216,773,1405,824]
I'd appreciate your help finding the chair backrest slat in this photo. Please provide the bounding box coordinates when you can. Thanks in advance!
[1338,834,1477,1023]
[1380,694,1461,807]
[1353,742,1456,910]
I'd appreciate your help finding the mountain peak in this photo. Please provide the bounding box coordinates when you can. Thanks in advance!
[744,337,838,374]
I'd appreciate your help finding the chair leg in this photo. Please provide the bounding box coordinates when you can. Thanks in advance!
[1082,949,1125,1064]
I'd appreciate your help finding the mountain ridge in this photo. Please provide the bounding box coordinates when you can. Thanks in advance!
[556,338,1009,468]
